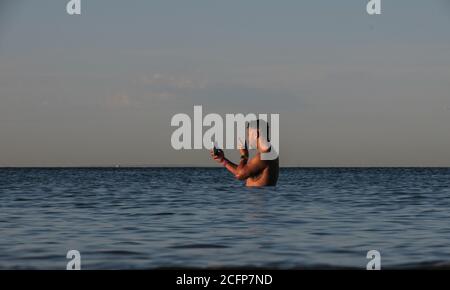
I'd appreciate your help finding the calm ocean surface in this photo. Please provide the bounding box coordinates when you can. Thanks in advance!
[1,168,450,269]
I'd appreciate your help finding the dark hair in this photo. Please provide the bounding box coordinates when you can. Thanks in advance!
[247,119,270,141]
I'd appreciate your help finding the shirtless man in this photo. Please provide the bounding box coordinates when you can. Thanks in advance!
[210,120,279,186]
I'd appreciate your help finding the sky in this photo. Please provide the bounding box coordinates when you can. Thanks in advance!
[0,0,450,166]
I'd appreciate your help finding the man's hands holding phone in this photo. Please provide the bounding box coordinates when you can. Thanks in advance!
[210,143,225,164]
[210,139,248,165]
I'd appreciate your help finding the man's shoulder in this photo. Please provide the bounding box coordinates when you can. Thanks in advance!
[250,154,273,167]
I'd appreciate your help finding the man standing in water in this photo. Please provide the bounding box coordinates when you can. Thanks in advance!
[210,120,279,186]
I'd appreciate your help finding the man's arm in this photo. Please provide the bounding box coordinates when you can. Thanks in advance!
[210,149,266,181]
[211,149,257,180]
[210,149,242,175]
[233,154,267,180]
[222,156,246,176]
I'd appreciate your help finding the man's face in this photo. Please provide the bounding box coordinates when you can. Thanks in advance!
[248,128,258,149]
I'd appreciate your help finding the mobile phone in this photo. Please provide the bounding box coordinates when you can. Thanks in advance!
[212,142,221,156]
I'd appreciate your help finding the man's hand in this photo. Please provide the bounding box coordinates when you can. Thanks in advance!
[238,138,249,160]
[210,149,225,164]
[239,148,249,159]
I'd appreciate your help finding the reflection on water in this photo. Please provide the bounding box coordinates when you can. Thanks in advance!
[1,168,450,269]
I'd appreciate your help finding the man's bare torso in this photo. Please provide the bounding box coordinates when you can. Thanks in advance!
[246,156,279,187]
